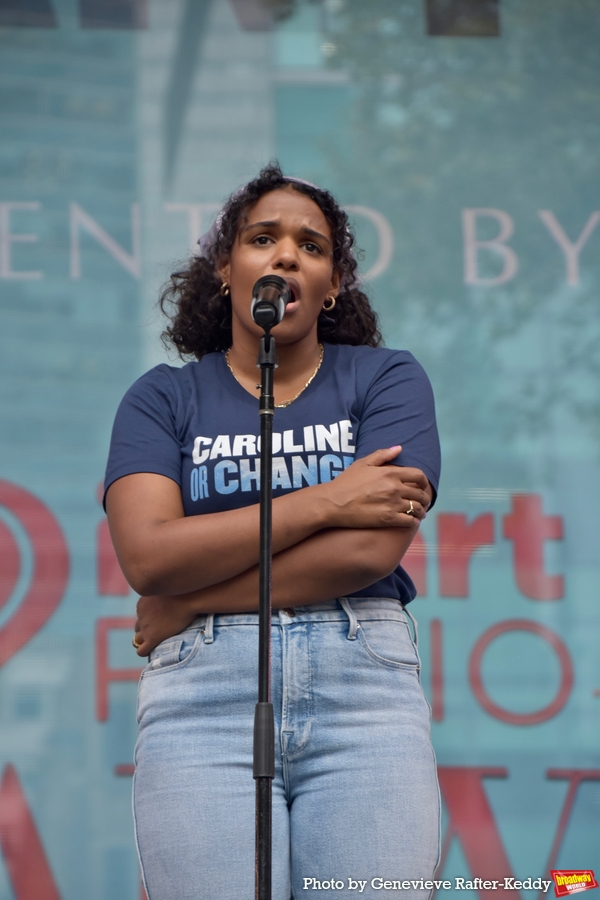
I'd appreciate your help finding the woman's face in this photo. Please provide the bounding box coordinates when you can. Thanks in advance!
[218,187,340,348]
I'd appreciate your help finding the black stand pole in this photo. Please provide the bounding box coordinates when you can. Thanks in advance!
[253,330,277,900]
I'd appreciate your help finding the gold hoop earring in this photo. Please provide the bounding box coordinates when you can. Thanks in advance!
[323,296,336,312]
[220,282,230,297]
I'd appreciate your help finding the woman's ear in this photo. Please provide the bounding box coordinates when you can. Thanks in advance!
[329,268,341,298]
[216,258,231,286]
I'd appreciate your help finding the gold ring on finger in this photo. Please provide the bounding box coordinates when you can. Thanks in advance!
[407,500,415,516]
[132,635,141,649]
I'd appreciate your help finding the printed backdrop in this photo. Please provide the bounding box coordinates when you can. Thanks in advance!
[0,0,599,897]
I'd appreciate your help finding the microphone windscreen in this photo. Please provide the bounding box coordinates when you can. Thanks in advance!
[251,275,291,328]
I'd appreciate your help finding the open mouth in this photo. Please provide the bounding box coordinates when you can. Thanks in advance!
[283,277,301,305]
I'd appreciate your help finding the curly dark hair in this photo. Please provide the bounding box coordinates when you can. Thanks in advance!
[160,162,382,358]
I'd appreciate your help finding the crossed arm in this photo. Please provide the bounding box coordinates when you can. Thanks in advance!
[105,446,433,656]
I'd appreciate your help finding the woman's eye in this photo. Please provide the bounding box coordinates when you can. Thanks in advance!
[303,242,322,254]
[252,235,273,245]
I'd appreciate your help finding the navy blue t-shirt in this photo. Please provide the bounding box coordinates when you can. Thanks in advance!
[104,343,440,604]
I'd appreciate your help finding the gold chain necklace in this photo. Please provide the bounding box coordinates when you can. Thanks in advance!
[225,344,324,409]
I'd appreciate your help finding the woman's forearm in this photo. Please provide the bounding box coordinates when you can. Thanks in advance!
[133,524,420,655]
[108,450,430,597]
[204,525,417,611]
[108,472,333,596]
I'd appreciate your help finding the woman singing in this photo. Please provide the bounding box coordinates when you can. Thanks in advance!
[104,164,441,899]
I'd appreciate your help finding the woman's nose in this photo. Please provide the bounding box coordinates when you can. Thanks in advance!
[272,238,300,269]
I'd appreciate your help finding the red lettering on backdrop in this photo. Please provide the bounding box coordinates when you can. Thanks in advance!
[96,617,143,721]
[540,769,600,894]
[436,767,600,900]
[503,494,564,600]
[0,765,62,900]
[402,529,427,596]
[469,619,573,725]
[435,767,520,898]
[0,518,19,612]
[0,481,69,666]
[437,513,494,597]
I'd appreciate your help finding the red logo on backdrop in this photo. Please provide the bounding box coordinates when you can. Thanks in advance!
[551,871,599,897]
[0,480,69,666]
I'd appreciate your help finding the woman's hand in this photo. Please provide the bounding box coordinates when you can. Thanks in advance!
[322,446,431,529]
[133,594,199,657]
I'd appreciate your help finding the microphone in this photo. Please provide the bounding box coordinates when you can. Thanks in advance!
[251,275,291,330]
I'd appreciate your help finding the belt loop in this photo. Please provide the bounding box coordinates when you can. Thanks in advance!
[339,598,358,640]
[203,614,214,644]
[403,606,419,648]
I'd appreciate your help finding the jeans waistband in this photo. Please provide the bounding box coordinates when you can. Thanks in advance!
[190,598,414,646]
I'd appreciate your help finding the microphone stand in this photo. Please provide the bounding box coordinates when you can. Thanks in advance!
[254,326,277,900]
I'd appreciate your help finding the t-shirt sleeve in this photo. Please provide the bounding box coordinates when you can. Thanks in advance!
[354,351,441,505]
[104,365,183,504]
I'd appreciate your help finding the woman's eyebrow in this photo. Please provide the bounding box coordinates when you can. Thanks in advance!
[241,219,279,232]
[241,220,331,246]
[303,226,331,246]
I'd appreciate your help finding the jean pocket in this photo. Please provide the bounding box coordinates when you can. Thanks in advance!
[356,617,420,669]
[144,625,203,674]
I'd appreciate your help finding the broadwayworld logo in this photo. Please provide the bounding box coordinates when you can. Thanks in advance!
[551,871,599,898]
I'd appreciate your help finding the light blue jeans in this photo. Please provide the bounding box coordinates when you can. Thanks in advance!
[134,599,440,899]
